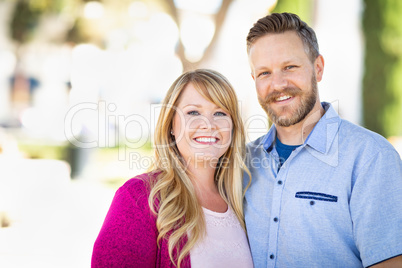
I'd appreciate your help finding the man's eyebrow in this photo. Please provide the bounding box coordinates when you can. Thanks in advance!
[282,59,299,65]
[253,59,300,72]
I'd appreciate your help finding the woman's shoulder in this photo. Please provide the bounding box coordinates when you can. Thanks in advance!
[106,171,162,216]
[118,170,162,198]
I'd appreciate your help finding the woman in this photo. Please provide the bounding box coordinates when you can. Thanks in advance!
[92,69,253,268]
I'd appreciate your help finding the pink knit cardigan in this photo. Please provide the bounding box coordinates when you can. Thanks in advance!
[92,172,191,267]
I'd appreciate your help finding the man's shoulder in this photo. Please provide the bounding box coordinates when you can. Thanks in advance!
[246,135,267,153]
[247,135,266,146]
[339,119,397,154]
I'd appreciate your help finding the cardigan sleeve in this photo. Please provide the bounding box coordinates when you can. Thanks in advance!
[91,178,158,268]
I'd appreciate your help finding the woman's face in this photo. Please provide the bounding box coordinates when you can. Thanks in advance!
[172,83,233,167]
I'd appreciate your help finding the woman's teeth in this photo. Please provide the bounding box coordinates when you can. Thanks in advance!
[195,137,217,143]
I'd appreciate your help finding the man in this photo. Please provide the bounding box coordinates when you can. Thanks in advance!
[243,12,402,268]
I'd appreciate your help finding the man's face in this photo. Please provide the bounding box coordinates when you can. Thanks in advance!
[248,31,324,127]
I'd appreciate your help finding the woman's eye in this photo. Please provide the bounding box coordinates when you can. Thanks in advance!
[214,111,227,116]
[187,110,200,115]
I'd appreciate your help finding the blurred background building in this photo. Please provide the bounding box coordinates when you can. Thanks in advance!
[0,0,401,267]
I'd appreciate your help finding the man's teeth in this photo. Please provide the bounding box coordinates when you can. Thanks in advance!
[195,137,217,143]
[276,95,291,101]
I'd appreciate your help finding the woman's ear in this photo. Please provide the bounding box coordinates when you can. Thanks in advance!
[171,121,175,136]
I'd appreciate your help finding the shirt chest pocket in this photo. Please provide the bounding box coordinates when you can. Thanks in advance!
[295,191,338,205]
[295,192,338,202]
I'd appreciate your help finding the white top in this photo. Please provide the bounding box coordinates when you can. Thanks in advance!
[190,206,254,268]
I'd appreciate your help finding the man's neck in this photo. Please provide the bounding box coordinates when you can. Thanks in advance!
[276,103,325,145]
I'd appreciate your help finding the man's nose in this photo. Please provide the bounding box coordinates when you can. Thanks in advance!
[270,71,288,91]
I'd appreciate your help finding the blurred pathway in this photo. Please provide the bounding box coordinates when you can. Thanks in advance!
[0,158,116,268]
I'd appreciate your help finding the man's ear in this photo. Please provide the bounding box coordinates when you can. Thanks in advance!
[314,55,324,82]
[251,72,255,81]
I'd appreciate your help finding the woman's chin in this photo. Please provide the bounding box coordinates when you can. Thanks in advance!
[190,155,221,167]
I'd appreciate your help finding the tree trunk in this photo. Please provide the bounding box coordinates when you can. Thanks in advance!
[165,0,233,72]
[362,0,402,138]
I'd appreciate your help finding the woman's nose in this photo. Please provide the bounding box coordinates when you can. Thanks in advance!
[191,114,216,130]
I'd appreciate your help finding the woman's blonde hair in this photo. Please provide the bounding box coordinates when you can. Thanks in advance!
[148,69,249,267]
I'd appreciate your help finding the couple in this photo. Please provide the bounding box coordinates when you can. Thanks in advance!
[92,13,402,268]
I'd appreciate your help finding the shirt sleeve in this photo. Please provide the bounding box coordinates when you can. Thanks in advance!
[91,180,158,268]
[350,149,402,267]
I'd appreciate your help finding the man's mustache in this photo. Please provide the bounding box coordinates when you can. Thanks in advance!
[258,87,301,105]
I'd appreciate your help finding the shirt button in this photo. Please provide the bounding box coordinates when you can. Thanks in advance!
[273,217,278,222]
[278,180,283,185]
[270,254,275,259]
[310,200,315,205]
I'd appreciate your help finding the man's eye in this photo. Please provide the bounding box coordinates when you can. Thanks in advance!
[259,71,269,77]
[214,111,227,116]
[187,111,200,115]
[285,65,296,70]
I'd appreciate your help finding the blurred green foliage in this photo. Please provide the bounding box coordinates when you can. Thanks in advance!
[362,0,402,137]
[9,0,82,44]
[271,0,314,25]
[18,141,68,159]
[18,141,153,160]
[18,140,154,181]
[10,0,42,43]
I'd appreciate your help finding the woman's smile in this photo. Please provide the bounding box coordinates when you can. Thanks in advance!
[193,136,220,144]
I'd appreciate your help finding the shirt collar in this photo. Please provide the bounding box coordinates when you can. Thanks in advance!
[305,102,341,154]
[261,102,341,154]
[261,124,277,152]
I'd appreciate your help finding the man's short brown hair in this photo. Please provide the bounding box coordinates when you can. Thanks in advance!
[247,12,319,62]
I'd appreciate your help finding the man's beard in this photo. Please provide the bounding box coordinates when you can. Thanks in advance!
[258,75,318,127]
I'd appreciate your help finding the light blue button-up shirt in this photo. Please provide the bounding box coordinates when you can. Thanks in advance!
[244,102,402,268]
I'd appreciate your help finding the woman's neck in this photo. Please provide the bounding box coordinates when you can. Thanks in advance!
[187,160,217,192]
[186,160,227,213]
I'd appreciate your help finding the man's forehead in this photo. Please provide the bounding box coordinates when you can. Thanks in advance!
[252,32,302,47]
[248,32,310,63]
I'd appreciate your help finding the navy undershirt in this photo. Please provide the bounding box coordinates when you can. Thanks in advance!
[275,136,301,170]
